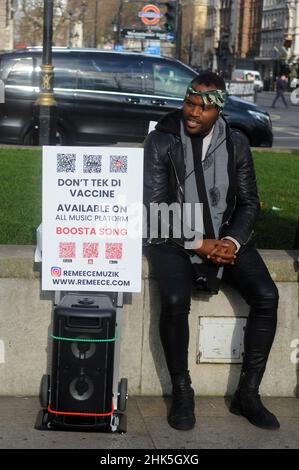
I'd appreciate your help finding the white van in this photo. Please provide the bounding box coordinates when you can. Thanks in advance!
[231,69,264,92]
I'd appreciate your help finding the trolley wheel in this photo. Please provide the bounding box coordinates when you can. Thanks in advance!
[118,413,127,433]
[39,374,50,409]
[118,378,128,412]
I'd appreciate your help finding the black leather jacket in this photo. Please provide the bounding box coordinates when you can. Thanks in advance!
[143,109,260,246]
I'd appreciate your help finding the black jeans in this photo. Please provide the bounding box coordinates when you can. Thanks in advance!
[147,242,279,378]
[271,90,288,107]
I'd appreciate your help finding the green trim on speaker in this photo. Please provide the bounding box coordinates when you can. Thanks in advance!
[50,328,117,343]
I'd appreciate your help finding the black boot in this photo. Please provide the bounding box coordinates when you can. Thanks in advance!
[168,371,196,431]
[230,370,280,430]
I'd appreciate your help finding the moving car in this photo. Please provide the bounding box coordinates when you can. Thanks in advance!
[0,48,272,147]
[231,69,264,92]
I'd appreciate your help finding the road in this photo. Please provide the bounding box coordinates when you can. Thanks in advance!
[255,91,299,149]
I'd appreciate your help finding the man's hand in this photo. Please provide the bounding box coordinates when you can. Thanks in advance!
[192,239,236,265]
[208,239,237,265]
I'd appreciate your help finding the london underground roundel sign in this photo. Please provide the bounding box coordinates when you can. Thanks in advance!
[138,4,162,26]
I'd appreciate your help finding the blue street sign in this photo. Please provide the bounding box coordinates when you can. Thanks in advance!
[145,46,161,55]
[167,33,175,41]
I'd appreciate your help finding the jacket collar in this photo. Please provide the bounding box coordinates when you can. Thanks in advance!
[155,108,182,136]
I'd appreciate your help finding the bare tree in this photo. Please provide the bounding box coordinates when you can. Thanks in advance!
[15,0,88,46]
[76,0,158,49]
[14,0,183,55]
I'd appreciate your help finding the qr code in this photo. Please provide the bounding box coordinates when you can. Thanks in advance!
[105,243,123,260]
[57,153,76,173]
[83,243,99,259]
[83,154,102,173]
[59,242,76,258]
[110,155,128,173]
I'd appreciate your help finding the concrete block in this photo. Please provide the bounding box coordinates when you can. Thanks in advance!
[0,246,298,397]
[0,279,52,395]
[119,288,145,395]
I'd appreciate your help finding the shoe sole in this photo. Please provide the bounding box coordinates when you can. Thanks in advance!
[168,423,195,431]
[167,418,196,431]
[229,405,280,430]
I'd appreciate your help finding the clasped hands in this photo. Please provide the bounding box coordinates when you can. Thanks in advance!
[192,239,237,265]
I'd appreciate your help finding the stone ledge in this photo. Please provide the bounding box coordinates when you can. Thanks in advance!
[0,245,298,282]
[258,249,298,282]
[0,246,298,397]
[252,147,299,154]
[0,246,39,279]
[143,248,299,283]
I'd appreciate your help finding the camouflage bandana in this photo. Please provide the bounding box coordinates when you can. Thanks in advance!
[185,85,228,111]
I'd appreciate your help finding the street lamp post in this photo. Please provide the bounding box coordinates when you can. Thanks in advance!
[34,0,57,146]
[175,0,182,60]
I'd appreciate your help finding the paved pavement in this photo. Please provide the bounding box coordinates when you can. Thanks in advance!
[0,396,298,449]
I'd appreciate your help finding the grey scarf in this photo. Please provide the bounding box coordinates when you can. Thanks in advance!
[181,116,229,240]
[180,116,230,285]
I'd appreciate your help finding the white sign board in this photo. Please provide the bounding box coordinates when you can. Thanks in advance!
[42,146,144,292]
[148,121,157,133]
[0,80,4,104]
[225,81,255,102]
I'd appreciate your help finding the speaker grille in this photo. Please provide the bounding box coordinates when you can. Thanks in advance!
[50,295,116,417]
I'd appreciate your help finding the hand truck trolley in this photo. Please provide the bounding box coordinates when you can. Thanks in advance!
[35,290,128,433]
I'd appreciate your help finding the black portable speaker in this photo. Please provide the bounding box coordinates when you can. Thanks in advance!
[48,293,116,428]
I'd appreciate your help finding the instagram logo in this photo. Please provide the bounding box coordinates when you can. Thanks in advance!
[51,266,62,277]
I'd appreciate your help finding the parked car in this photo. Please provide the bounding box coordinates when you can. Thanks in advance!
[0,48,272,147]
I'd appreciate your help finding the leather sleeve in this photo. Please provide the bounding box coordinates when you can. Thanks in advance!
[222,131,260,245]
[143,131,174,243]
[143,130,171,207]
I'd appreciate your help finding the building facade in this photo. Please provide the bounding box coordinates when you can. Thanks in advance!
[258,0,299,88]
[0,0,16,50]
[283,0,299,82]
[258,0,289,84]
[216,0,235,77]
[181,0,209,67]
[235,0,263,60]
[204,0,221,70]
[215,0,263,78]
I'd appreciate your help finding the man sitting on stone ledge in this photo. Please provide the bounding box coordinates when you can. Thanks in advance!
[143,71,279,431]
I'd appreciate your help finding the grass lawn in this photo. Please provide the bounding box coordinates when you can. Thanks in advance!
[0,147,298,249]
[0,148,42,245]
[253,151,299,249]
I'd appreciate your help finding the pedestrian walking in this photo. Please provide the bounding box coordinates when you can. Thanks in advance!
[271,75,288,108]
